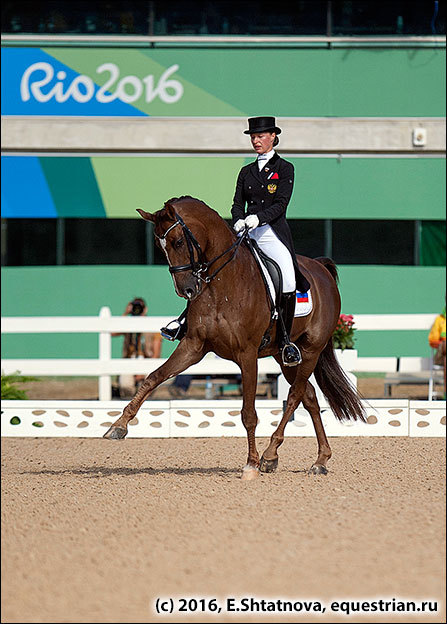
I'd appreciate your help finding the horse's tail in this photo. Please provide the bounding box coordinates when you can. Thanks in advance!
[314,256,339,284]
[314,338,367,422]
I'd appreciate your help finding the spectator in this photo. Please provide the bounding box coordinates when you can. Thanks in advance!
[428,305,446,397]
[112,298,161,398]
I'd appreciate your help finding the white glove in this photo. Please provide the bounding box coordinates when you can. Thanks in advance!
[244,214,259,231]
[234,219,246,233]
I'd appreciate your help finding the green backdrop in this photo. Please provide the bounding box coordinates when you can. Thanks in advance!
[2,265,445,361]
[3,155,445,220]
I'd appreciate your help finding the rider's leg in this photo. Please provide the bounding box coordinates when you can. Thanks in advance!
[250,226,301,366]
[161,305,188,341]
[278,291,302,366]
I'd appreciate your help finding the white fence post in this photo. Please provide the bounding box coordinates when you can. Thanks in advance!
[99,306,112,401]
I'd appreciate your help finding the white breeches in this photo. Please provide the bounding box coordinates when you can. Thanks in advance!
[249,224,296,293]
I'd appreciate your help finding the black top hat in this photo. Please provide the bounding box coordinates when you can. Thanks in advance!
[244,116,282,135]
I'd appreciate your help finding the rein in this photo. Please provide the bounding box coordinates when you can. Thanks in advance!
[155,212,248,285]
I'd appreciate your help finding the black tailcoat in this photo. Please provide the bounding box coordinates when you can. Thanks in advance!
[231,153,309,292]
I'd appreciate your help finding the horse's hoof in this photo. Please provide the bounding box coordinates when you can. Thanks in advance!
[241,466,259,481]
[103,426,127,440]
[259,456,278,473]
[308,464,328,475]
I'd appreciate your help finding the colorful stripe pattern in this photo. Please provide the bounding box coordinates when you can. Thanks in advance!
[1,155,248,219]
[1,156,445,221]
[1,46,445,117]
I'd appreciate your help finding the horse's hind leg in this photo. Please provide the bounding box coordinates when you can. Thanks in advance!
[259,362,310,473]
[302,381,332,475]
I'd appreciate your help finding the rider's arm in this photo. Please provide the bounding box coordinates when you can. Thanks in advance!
[231,169,246,224]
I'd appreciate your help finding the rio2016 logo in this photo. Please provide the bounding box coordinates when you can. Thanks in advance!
[20,62,184,105]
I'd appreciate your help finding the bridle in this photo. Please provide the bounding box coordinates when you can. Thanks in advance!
[154,212,248,285]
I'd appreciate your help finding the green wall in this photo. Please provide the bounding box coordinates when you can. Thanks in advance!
[3,155,445,220]
[1,265,445,361]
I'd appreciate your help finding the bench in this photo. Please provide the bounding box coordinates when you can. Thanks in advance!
[384,355,444,399]
[171,374,275,399]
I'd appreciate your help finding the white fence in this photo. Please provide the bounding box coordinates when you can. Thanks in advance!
[1,399,445,438]
[1,308,439,400]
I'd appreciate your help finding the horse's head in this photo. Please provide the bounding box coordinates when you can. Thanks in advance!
[137,198,208,301]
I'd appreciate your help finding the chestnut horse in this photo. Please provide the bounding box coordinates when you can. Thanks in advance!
[104,196,365,479]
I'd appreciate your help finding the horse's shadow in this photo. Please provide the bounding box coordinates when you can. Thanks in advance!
[21,466,241,478]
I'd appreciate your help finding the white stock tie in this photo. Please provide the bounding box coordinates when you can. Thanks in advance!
[257,154,268,171]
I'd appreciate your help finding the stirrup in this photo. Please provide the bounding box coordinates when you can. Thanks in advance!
[161,320,183,342]
[281,342,302,367]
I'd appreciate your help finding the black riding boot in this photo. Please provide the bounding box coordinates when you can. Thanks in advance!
[279,292,302,366]
[161,307,188,341]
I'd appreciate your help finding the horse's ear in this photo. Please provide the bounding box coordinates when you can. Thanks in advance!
[136,208,155,222]
[164,202,177,220]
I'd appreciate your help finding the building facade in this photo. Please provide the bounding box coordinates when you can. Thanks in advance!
[1,1,446,359]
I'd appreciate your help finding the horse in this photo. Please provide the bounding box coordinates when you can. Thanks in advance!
[104,195,366,480]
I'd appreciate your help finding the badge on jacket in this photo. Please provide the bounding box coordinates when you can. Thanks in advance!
[267,183,277,194]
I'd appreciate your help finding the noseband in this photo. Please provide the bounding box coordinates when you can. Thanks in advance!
[155,212,248,285]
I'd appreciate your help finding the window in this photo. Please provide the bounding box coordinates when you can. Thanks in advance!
[2,1,444,36]
[331,219,415,265]
[290,219,326,259]
[2,218,444,267]
[331,1,446,36]
[3,219,57,266]
[64,219,147,265]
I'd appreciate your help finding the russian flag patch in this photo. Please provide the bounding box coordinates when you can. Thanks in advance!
[296,291,309,303]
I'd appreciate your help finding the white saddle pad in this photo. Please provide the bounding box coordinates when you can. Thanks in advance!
[294,289,313,317]
[252,247,313,318]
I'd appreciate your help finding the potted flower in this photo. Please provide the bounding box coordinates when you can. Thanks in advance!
[332,314,358,372]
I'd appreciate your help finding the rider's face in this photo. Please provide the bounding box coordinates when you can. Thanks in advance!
[250,132,275,155]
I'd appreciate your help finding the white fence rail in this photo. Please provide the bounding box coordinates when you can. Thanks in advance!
[1,308,438,401]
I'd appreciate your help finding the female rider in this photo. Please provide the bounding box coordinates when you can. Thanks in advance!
[161,116,310,367]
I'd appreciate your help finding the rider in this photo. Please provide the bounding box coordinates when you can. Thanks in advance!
[161,116,310,367]
[232,116,310,366]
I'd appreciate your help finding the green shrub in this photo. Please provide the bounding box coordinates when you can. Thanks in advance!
[1,372,40,400]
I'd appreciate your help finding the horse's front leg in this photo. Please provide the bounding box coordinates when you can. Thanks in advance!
[238,349,260,481]
[104,337,206,440]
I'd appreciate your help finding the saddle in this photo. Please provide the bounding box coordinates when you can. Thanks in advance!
[244,238,312,352]
[245,237,282,319]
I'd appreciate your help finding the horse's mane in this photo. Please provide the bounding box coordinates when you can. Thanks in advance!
[164,195,210,209]
[163,196,231,232]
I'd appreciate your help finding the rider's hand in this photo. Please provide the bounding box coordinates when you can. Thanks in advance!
[234,219,246,233]
[244,214,259,231]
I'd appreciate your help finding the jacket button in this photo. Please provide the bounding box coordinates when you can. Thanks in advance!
[261,200,264,203]
[261,185,264,188]
[248,186,251,189]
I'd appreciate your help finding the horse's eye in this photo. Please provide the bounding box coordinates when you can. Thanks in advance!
[174,238,184,249]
